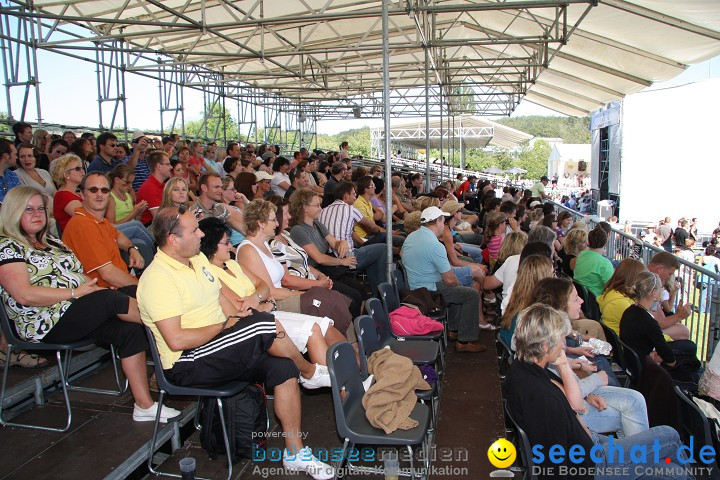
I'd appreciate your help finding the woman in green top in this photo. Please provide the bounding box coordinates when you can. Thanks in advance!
[106,164,155,263]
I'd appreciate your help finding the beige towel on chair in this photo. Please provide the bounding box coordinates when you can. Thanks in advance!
[362,347,431,434]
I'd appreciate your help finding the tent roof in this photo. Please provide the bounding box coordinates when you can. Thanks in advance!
[26,0,720,117]
[375,116,534,149]
[551,143,591,160]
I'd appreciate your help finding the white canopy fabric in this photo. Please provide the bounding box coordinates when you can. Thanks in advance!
[373,116,534,149]
[28,0,720,117]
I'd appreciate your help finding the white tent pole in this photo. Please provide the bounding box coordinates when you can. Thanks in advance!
[425,46,431,192]
[382,0,393,282]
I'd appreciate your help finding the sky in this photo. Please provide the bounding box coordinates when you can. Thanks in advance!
[1,36,719,136]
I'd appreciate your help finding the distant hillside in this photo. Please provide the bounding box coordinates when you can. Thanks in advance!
[496,115,591,143]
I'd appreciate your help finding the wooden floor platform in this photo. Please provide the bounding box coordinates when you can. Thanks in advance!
[0,330,506,480]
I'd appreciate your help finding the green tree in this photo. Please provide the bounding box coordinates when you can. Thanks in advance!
[496,115,591,143]
[516,140,551,178]
[184,103,240,143]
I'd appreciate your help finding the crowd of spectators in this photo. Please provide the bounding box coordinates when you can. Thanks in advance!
[0,123,714,479]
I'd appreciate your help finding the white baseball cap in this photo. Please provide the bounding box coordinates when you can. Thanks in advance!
[420,206,451,223]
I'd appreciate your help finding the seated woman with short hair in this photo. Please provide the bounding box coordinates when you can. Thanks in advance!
[620,270,700,384]
[532,277,645,437]
[0,186,178,422]
[503,303,690,480]
[235,200,352,339]
[199,216,345,369]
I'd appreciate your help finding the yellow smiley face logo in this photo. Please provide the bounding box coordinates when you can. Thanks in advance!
[488,438,516,469]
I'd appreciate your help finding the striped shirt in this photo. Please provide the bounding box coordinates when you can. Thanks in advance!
[319,200,363,253]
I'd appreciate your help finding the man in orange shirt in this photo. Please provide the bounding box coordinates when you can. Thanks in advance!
[62,172,144,290]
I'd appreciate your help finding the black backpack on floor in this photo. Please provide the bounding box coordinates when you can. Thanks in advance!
[199,384,268,463]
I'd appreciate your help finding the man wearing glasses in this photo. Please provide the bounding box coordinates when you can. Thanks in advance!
[62,172,145,290]
[88,132,124,173]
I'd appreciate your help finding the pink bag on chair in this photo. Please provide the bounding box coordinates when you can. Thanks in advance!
[389,306,444,336]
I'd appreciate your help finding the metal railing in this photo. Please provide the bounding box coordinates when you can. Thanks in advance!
[551,200,720,362]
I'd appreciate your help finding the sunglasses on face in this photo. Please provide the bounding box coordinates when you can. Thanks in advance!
[66,166,84,172]
[84,186,110,194]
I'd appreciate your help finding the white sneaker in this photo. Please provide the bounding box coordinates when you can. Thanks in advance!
[299,364,331,389]
[283,446,335,480]
[132,402,181,423]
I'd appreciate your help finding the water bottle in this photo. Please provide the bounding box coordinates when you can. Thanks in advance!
[179,457,196,480]
[384,454,399,480]
[347,251,356,270]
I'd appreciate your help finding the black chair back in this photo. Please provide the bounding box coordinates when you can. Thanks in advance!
[326,342,367,440]
[354,315,380,379]
[378,282,401,314]
[503,401,538,480]
[392,269,406,292]
[365,297,393,346]
[674,387,720,480]
[574,281,600,320]
[618,338,643,385]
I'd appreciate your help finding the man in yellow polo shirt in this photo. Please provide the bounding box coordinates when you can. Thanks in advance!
[137,207,334,480]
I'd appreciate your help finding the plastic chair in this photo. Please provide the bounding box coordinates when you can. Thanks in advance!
[0,304,126,432]
[495,331,514,379]
[355,315,438,431]
[365,298,440,368]
[144,327,250,480]
[503,401,539,480]
[674,387,720,480]
[573,281,601,321]
[599,322,632,388]
[618,338,643,387]
[392,268,448,346]
[377,283,445,372]
[326,341,430,480]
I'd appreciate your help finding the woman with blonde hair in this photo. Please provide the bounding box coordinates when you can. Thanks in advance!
[597,258,646,335]
[236,200,352,338]
[559,227,588,277]
[495,231,528,271]
[51,154,85,232]
[414,195,440,212]
[159,176,190,210]
[620,270,699,384]
[499,254,554,346]
[504,303,689,480]
[0,187,180,421]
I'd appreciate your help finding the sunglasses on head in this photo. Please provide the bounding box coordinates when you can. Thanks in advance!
[84,186,110,194]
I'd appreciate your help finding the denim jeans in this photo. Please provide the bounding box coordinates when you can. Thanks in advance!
[458,243,484,263]
[355,243,388,295]
[115,220,155,266]
[580,386,649,437]
[699,282,717,314]
[592,426,692,480]
[451,265,474,287]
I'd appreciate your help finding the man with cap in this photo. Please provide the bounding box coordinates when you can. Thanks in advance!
[529,175,549,200]
[401,206,487,353]
[254,170,273,199]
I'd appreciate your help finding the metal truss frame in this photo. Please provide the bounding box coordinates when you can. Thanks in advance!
[2,0,712,150]
[0,0,598,136]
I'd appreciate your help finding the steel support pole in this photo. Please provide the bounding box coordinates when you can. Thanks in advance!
[382,0,393,282]
[425,46,431,192]
[460,116,465,169]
